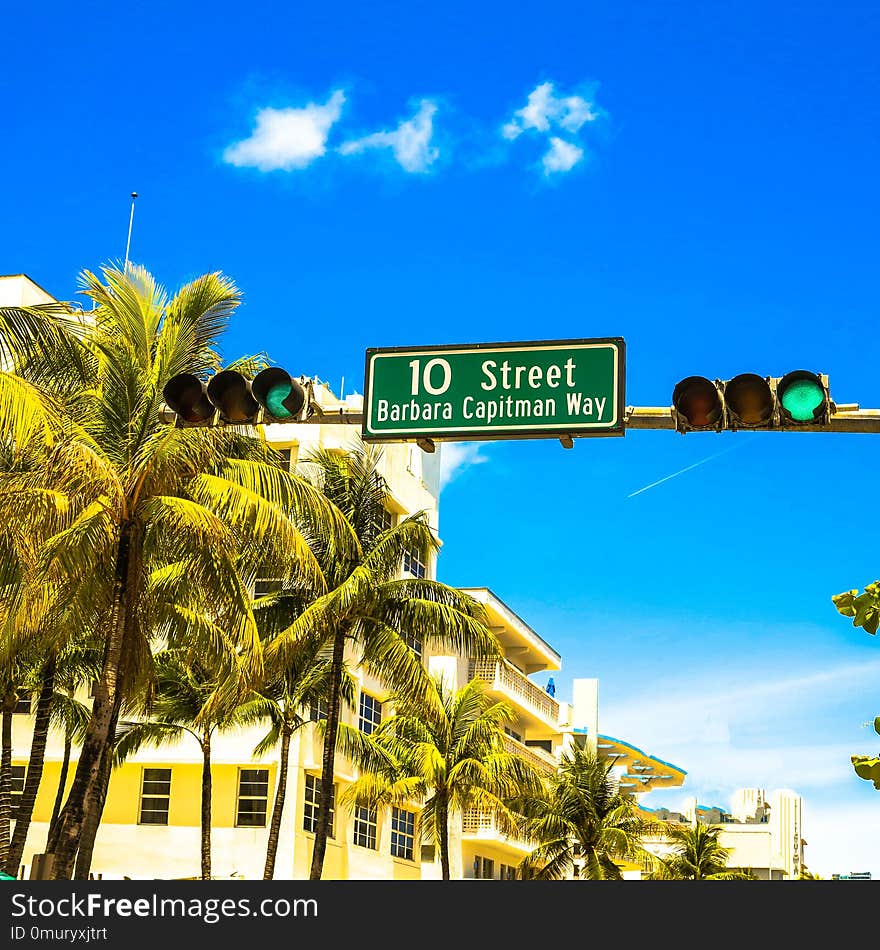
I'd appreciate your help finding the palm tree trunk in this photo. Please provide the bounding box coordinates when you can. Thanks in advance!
[6,656,56,875]
[309,628,346,881]
[201,734,212,881]
[48,525,133,879]
[263,720,292,880]
[47,730,72,844]
[0,700,14,866]
[437,793,451,881]
[73,740,115,880]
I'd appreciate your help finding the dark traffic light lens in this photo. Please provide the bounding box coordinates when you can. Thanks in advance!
[162,373,213,424]
[724,373,774,426]
[672,376,722,428]
[206,371,259,423]
[778,371,826,423]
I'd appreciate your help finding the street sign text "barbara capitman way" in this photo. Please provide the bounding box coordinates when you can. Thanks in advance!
[362,338,625,444]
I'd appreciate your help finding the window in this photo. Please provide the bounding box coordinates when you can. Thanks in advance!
[11,765,26,817]
[404,633,422,658]
[358,692,382,735]
[303,774,334,837]
[309,699,328,722]
[139,768,171,825]
[402,547,426,579]
[374,507,394,534]
[353,805,378,850]
[13,693,30,714]
[499,863,518,880]
[473,855,495,879]
[277,447,294,470]
[236,768,269,827]
[504,726,523,743]
[391,808,415,861]
[253,578,283,599]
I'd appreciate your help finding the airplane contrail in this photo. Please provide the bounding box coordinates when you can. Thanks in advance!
[627,438,755,498]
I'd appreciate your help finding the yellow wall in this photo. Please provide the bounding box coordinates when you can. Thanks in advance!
[14,759,277,829]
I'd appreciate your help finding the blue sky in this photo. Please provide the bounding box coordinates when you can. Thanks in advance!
[4,0,880,878]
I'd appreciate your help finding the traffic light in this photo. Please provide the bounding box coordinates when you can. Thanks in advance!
[671,370,832,433]
[162,369,311,427]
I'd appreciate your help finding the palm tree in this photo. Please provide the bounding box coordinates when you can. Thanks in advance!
[516,743,663,880]
[646,822,757,880]
[340,676,542,880]
[251,645,356,880]
[0,650,32,867]
[114,648,269,880]
[5,638,100,876]
[46,689,91,847]
[0,263,346,878]
[265,442,502,880]
[3,654,54,877]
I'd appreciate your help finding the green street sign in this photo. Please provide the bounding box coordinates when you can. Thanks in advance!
[362,338,625,443]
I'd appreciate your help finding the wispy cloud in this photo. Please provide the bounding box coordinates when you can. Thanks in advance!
[542,137,583,174]
[502,81,598,139]
[223,90,346,171]
[501,81,601,177]
[223,82,605,181]
[339,100,440,172]
[599,660,880,793]
[439,442,489,490]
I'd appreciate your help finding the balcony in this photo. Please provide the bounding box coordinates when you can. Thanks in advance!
[470,659,560,729]
[502,734,557,776]
[461,810,533,852]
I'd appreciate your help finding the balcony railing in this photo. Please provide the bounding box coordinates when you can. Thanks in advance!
[461,810,532,851]
[470,659,559,724]
[502,734,557,776]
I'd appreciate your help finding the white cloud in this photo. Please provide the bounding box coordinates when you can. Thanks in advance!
[223,90,346,171]
[542,137,583,175]
[339,100,439,173]
[502,81,598,140]
[601,661,880,751]
[439,442,489,490]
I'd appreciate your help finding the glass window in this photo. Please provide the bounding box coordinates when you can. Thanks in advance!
[13,693,30,714]
[303,774,334,838]
[402,548,426,579]
[404,633,422,658]
[309,699,328,722]
[236,768,269,827]
[374,507,394,534]
[474,855,495,879]
[11,765,26,817]
[391,807,415,861]
[353,806,378,850]
[139,768,171,825]
[253,578,283,599]
[358,692,382,736]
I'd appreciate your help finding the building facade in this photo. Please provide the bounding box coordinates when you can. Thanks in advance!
[645,788,806,880]
[6,272,688,881]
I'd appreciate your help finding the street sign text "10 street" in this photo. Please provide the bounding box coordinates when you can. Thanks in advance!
[362,337,626,444]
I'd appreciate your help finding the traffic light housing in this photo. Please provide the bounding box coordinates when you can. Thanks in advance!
[162,369,312,427]
[671,370,832,433]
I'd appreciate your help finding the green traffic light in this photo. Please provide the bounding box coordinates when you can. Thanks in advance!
[779,378,825,422]
[266,382,294,419]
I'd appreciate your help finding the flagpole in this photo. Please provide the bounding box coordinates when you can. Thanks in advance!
[124,192,138,269]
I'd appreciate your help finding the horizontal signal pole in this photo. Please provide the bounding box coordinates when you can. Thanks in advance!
[158,404,365,427]
[624,405,880,434]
